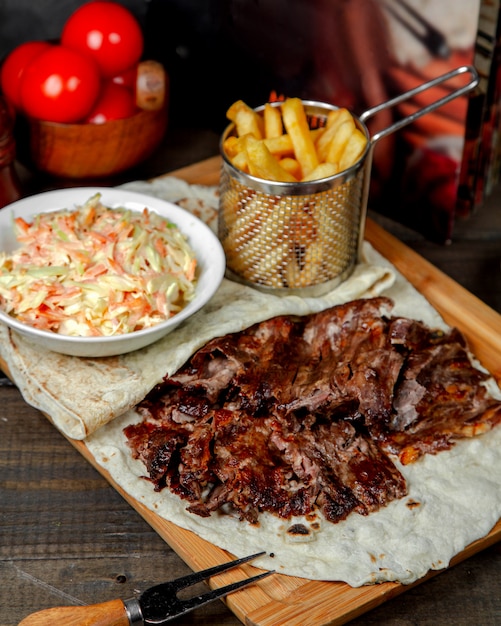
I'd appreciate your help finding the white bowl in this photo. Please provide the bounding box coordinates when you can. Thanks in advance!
[0,187,226,357]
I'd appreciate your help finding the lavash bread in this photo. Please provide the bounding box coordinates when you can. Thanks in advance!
[1,176,500,586]
[0,178,394,439]
[85,240,501,585]
[87,406,501,585]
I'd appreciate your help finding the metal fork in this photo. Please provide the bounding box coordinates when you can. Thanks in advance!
[18,552,274,625]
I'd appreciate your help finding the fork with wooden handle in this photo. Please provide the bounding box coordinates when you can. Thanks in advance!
[18,552,273,625]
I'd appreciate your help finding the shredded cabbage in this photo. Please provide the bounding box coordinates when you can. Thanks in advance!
[0,193,198,337]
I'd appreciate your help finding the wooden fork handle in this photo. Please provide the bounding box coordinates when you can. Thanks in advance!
[17,599,131,626]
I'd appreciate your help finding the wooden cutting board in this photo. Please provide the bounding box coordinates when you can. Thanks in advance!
[8,155,501,625]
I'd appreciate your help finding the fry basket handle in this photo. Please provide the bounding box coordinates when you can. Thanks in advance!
[359,64,479,144]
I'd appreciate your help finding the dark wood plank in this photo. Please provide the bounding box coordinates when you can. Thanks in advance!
[0,383,240,625]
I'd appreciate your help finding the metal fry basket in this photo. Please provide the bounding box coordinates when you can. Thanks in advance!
[218,65,478,296]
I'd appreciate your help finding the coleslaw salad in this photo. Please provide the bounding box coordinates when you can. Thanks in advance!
[0,193,198,337]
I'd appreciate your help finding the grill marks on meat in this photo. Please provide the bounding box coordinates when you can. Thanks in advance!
[124,297,501,525]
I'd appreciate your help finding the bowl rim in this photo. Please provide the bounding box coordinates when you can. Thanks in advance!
[0,187,225,355]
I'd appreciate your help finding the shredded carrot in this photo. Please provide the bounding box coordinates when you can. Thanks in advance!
[0,193,198,337]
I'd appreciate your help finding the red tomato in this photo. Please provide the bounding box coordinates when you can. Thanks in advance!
[85,82,137,123]
[61,1,144,78]
[20,45,101,123]
[0,41,52,109]
[111,66,137,90]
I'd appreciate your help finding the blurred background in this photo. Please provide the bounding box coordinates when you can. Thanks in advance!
[1,0,499,242]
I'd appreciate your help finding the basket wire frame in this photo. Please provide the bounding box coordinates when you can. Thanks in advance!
[218,103,368,296]
[218,68,479,296]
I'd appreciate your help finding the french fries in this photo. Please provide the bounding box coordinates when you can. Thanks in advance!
[226,100,264,139]
[223,98,367,182]
[279,157,302,180]
[315,108,355,162]
[339,128,368,172]
[281,97,319,177]
[245,137,297,182]
[220,98,367,290]
[263,102,283,138]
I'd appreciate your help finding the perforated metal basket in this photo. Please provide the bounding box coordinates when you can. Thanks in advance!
[218,65,478,296]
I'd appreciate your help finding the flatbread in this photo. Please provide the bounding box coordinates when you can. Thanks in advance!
[85,246,501,586]
[87,407,501,585]
[2,176,500,587]
[0,178,395,439]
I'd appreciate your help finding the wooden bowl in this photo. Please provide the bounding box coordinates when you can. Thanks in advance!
[21,106,168,179]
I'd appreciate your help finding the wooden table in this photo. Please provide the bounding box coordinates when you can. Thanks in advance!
[2,141,501,625]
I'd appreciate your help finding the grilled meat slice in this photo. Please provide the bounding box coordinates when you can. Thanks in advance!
[125,297,501,524]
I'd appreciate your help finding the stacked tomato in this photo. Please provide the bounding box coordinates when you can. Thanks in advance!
[1,1,162,124]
